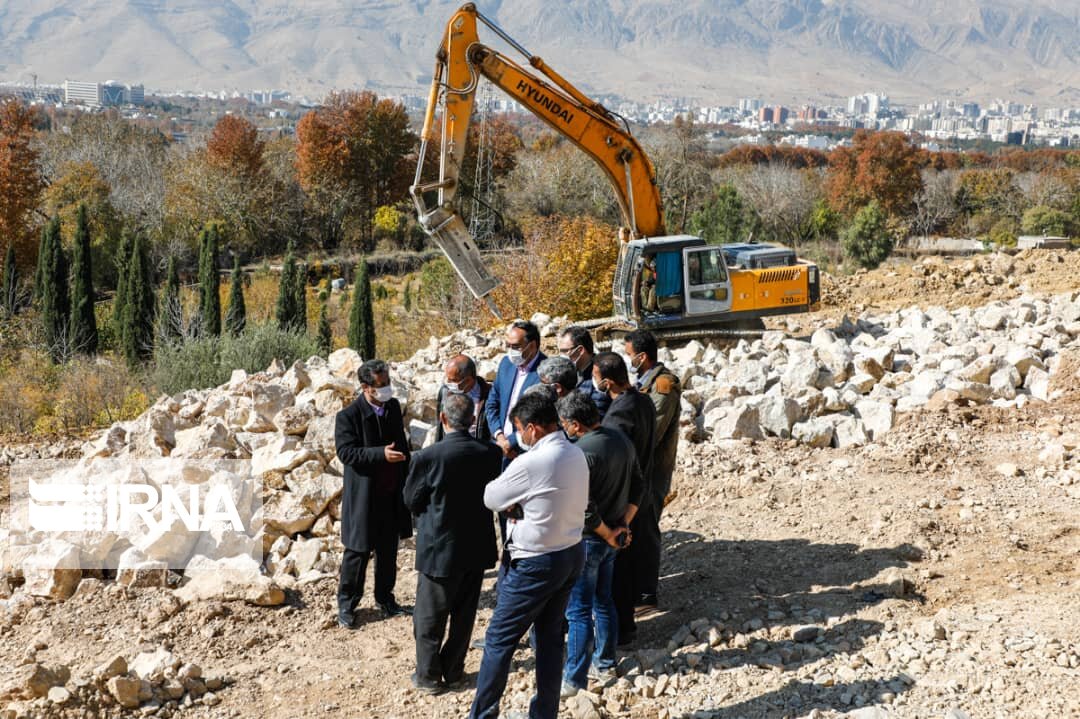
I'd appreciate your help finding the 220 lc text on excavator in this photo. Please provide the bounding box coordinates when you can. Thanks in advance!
[411,3,821,339]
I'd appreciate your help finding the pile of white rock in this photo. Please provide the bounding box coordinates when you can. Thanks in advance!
[667,291,1079,450]
[1,644,228,719]
[2,291,1076,606]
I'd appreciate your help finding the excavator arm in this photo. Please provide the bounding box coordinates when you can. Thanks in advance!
[411,3,666,310]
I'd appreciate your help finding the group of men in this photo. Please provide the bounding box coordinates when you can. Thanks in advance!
[333,320,682,719]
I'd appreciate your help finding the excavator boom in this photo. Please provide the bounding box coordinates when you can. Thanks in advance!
[411,3,665,309]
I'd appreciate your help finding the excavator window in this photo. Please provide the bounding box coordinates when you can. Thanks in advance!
[642,251,684,315]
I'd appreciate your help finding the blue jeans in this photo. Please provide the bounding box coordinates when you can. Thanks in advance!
[564,537,617,689]
[469,542,585,719]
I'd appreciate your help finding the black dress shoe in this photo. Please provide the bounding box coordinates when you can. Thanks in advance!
[378,599,412,617]
[444,677,469,692]
[337,613,358,629]
[411,673,446,696]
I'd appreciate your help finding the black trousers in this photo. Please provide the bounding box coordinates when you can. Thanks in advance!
[337,502,400,617]
[634,482,666,600]
[413,569,484,683]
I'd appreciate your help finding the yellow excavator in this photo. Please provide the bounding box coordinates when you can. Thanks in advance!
[411,3,820,337]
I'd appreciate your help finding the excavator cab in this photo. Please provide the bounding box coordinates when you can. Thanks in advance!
[617,236,818,332]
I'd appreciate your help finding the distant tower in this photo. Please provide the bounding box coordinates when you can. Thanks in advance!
[469,80,497,245]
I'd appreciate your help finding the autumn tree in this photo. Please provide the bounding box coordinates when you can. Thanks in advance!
[41,161,122,289]
[646,116,713,232]
[490,215,619,321]
[0,98,45,273]
[39,114,167,237]
[206,115,265,176]
[725,163,822,246]
[347,260,376,359]
[295,91,416,250]
[224,255,247,336]
[826,130,923,219]
[69,205,99,355]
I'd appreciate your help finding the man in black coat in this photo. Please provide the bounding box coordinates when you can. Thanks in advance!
[594,351,657,647]
[434,354,492,443]
[335,359,413,628]
[404,393,503,694]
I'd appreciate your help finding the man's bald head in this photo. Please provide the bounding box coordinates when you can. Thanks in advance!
[444,354,478,394]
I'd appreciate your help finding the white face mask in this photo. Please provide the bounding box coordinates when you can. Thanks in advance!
[517,429,533,451]
[445,381,463,394]
[507,348,526,366]
[374,386,394,403]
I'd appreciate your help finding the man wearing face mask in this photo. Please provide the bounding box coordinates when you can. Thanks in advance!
[335,359,413,627]
[624,330,682,616]
[469,393,588,719]
[536,356,579,399]
[435,354,491,443]
[557,326,611,418]
[593,351,656,648]
[485,320,546,461]
[555,392,642,698]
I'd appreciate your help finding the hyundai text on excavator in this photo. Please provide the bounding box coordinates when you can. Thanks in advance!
[410,3,821,339]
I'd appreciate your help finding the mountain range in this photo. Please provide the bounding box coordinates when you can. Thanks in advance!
[0,1,1077,105]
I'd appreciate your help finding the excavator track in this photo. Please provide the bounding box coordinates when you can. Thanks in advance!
[575,316,768,344]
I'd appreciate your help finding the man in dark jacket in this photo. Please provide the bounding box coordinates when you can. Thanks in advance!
[625,329,682,614]
[558,326,611,417]
[556,392,642,695]
[434,354,492,443]
[335,359,413,628]
[405,393,502,694]
[594,351,656,647]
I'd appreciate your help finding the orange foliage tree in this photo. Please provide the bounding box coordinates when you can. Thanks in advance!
[206,115,265,176]
[295,91,415,251]
[489,215,618,322]
[0,98,45,273]
[826,130,923,219]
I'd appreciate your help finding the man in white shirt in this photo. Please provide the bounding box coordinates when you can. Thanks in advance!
[468,393,588,719]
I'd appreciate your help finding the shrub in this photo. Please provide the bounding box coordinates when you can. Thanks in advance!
[151,323,319,395]
[989,218,1020,247]
[1021,205,1073,237]
[841,201,894,270]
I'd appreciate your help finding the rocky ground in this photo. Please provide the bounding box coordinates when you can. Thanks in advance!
[1,252,1079,719]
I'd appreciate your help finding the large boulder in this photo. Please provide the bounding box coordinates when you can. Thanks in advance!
[273,404,316,437]
[756,395,800,439]
[22,540,82,600]
[244,384,295,433]
[172,419,235,457]
[251,434,316,476]
[854,400,895,440]
[174,554,285,606]
[792,419,834,448]
[709,405,763,441]
[284,470,341,516]
[328,348,364,379]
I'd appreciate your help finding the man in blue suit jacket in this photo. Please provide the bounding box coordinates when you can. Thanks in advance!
[485,320,547,461]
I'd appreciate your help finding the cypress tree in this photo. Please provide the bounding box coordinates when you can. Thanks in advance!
[403,281,412,312]
[112,229,134,334]
[41,217,70,363]
[197,225,222,336]
[275,241,298,331]
[316,300,332,356]
[347,259,375,359]
[224,254,247,336]
[159,255,183,342]
[121,232,156,365]
[2,243,17,317]
[69,204,98,355]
